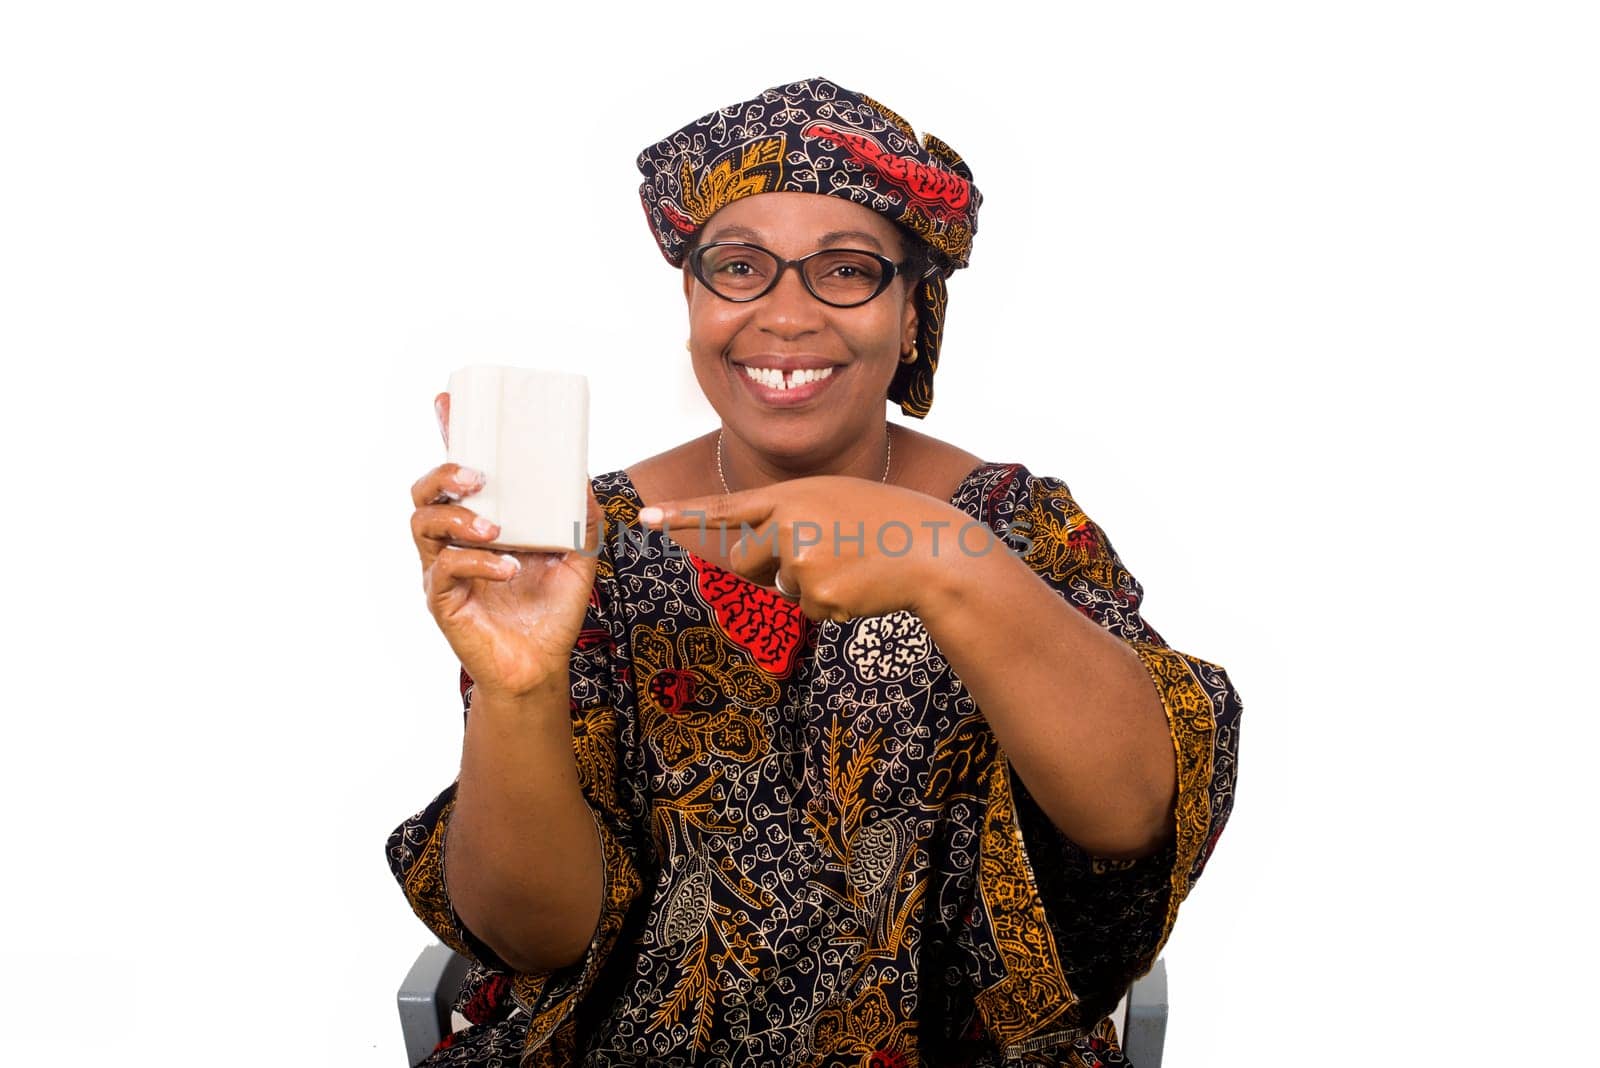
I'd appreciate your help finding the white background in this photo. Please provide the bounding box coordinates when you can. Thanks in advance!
[3,2,1595,1064]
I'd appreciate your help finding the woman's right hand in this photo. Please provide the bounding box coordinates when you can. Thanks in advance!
[409,393,603,699]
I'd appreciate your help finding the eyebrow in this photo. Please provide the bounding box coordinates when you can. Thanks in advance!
[702,224,888,253]
[815,229,886,252]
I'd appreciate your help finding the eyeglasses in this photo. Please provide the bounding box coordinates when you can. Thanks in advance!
[688,242,908,308]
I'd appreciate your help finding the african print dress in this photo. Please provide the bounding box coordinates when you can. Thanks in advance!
[388,463,1242,1067]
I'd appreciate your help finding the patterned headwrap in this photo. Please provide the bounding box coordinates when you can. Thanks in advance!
[636,76,981,419]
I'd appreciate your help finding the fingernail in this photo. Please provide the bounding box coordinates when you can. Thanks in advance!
[638,506,662,526]
[499,554,521,573]
[455,466,483,488]
[471,515,496,536]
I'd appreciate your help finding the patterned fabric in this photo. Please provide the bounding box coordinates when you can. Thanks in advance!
[635,76,982,420]
[388,463,1243,1066]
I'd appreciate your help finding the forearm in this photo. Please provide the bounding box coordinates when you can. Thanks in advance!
[915,547,1176,859]
[446,671,605,973]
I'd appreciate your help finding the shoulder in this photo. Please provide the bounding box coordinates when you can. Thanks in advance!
[888,425,986,502]
[942,460,1087,535]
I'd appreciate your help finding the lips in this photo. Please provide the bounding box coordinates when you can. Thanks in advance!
[732,359,842,405]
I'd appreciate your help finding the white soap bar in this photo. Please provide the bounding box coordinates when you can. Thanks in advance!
[446,365,589,553]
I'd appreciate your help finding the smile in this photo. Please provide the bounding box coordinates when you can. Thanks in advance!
[741,366,835,390]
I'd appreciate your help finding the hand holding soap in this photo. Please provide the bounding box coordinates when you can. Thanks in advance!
[445,365,590,553]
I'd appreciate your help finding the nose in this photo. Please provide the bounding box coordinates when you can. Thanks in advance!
[752,263,825,339]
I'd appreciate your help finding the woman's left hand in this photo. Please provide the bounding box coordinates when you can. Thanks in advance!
[638,476,1000,622]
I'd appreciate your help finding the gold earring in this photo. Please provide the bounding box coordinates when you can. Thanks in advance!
[685,339,692,352]
[901,342,918,365]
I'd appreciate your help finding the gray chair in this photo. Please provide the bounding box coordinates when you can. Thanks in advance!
[397,944,472,1068]
[398,945,1168,1066]
[1115,956,1169,1067]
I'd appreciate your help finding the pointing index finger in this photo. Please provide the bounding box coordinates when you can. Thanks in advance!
[638,490,773,532]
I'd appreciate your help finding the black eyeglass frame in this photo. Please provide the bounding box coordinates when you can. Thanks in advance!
[687,241,910,308]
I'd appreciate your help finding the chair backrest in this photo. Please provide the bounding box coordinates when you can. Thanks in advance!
[396,944,1168,1067]
[396,943,470,1067]
[1121,957,1169,1068]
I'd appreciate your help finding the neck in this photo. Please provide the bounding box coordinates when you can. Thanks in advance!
[717,423,893,492]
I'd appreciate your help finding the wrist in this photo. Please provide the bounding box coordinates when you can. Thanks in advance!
[907,521,1012,621]
[470,667,571,713]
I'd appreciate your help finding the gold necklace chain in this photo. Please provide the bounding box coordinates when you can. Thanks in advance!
[716,424,893,494]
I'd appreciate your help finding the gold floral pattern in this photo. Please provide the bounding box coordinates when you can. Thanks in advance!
[806,987,917,1066]
[1130,642,1219,946]
[677,136,786,227]
[570,703,621,821]
[973,755,1078,1046]
[632,623,778,771]
[1014,478,1117,591]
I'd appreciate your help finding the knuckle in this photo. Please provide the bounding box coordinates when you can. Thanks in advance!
[728,537,758,569]
[412,507,453,543]
[707,498,747,528]
[805,576,837,606]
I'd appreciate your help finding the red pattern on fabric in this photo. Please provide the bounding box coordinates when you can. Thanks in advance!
[461,974,509,1025]
[659,199,697,233]
[574,627,610,653]
[983,463,1023,521]
[801,121,972,219]
[649,669,699,714]
[691,556,808,676]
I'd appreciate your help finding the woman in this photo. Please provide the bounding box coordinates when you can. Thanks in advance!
[390,77,1241,1066]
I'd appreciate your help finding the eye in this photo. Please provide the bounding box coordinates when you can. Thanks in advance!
[808,251,885,287]
[701,246,774,286]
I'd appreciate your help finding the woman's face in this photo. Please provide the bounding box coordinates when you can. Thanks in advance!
[684,192,919,468]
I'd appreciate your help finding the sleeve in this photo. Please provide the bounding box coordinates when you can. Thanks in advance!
[384,548,652,1053]
[978,464,1243,1032]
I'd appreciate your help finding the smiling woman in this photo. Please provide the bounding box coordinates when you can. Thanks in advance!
[388,76,1242,1066]
[683,193,920,486]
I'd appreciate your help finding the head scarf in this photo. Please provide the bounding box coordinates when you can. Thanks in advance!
[636,76,981,418]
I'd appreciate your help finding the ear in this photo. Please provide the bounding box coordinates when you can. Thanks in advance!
[683,264,695,306]
[900,288,919,361]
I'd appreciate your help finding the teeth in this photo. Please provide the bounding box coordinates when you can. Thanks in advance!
[743,366,834,390]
